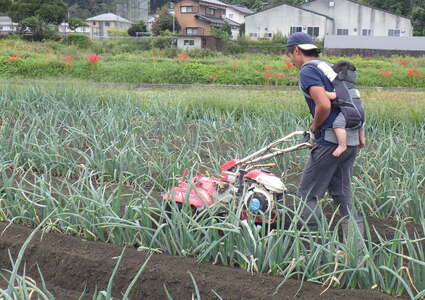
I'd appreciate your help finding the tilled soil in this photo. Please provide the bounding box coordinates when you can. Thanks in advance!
[0,222,407,300]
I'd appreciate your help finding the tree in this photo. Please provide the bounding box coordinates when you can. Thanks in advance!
[0,0,11,13]
[8,0,67,25]
[412,7,425,36]
[18,16,58,41]
[151,7,180,35]
[128,20,147,36]
[68,17,88,31]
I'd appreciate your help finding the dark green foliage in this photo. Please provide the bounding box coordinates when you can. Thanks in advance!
[18,16,59,41]
[128,21,148,36]
[8,0,67,25]
[62,33,92,48]
[68,18,88,31]
[151,7,180,35]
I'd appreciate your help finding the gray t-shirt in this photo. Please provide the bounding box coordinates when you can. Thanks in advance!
[324,128,360,146]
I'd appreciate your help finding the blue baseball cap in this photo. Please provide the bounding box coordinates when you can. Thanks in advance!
[285,32,318,53]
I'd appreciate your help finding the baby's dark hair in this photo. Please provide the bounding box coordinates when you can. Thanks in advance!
[332,61,356,73]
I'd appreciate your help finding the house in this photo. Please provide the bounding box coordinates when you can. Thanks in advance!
[174,0,228,36]
[58,22,90,35]
[245,4,333,39]
[175,35,222,50]
[301,0,412,37]
[0,16,17,35]
[86,13,132,38]
[224,3,253,39]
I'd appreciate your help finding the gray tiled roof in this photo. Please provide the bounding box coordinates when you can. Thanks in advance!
[226,4,253,15]
[87,13,131,23]
[325,35,425,51]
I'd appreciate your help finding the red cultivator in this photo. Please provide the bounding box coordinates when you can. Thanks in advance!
[164,131,313,223]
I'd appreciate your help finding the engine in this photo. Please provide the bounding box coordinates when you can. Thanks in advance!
[243,186,274,215]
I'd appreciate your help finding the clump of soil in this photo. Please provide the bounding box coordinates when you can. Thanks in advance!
[0,222,406,300]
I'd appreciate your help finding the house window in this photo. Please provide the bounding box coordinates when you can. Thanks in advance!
[186,27,200,35]
[181,6,194,13]
[388,29,400,36]
[0,26,3,30]
[362,29,373,36]
[264,33,272,38]
[249,33,257,37]
[307,27,319,37]
[184,39,195,46]
[290,26,302,35]
[337,29,349,35]
[105,21,110,26]
[206,7,215,15]
[329,1,335,7]
[93,21,97,25]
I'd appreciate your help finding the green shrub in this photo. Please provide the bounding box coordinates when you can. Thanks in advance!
[62,33,92,49]
[152,36,173,49]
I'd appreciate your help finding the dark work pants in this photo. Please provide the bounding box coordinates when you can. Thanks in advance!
[298,144,359,230]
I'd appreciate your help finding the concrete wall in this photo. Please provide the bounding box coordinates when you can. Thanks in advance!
[301,0,412,37]
[245,4,330,39]
[116,0,149,23]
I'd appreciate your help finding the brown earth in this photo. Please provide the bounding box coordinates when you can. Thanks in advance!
[0,222,408,300]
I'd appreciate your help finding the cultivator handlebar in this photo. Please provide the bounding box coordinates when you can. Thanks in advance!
[237,131,313,166]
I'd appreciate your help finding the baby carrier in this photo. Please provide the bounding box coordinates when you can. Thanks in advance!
[300,60,365,129]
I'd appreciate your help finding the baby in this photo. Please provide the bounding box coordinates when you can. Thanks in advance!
[324,61,365,157]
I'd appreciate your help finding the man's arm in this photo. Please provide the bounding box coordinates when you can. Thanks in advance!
[309,86,331,132]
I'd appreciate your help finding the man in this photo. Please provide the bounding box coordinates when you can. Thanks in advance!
[285,32,365,233]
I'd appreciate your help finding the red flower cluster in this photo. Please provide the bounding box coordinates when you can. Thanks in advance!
[274,73,285,78]
[63,56,74,62]
[399,58,409,67]
[407,69,424,78]
[285,61,294,69]
[88,55,101,63]
[5,55,20,62]
[381,71,393,78]
[177,54,190,59]
[263,71,272,79]
[263,65,273,70]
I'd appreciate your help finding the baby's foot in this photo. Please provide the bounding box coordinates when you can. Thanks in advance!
[332,145,347,157]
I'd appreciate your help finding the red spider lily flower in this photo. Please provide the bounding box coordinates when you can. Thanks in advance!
[63,56,74,62]
[407,69,420,77]
[285,61,294,69]
[399,58,409,67]
[88,55,101,63]
[419,73,425,78]
[263,71,272,79]
[381,71,393,78]
[274,73,285,78]
[263,65,273,70]
[6,56,20,62]
[176,54,190,59]
[232,62,240,67]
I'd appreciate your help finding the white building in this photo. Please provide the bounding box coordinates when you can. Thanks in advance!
[301,0,412,37]
[86,13,132,38]
[225,4,253,39]
[0,16,17,34]
[245,3,333,39]
[58,22,90,35]
[245,0,413,40]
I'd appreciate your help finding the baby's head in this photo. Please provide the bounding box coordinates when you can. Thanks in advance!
[333,61,357,82]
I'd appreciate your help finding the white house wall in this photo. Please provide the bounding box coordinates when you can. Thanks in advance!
[301,0,412,36]
[245,5,330,39]
[226,7,246,24]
